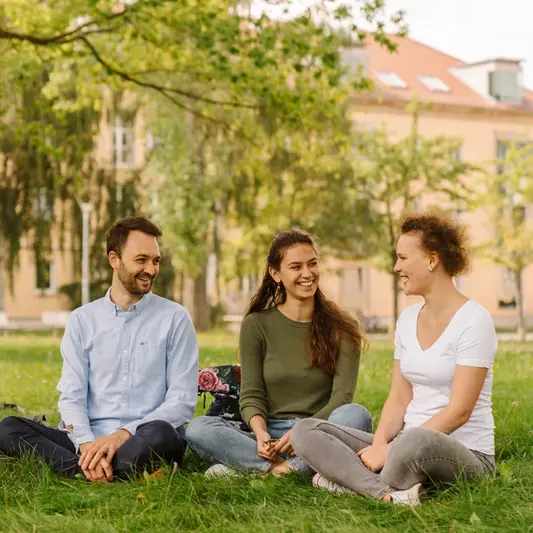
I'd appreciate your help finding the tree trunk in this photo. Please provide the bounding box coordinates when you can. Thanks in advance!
[0,235,5,314]
[385,199,398,337]
[213,200,222,304]
[193,258,210,332]
[393,270,399,330]
[388,247,399,336]
[177,271,185,303]
[515,269,526,341]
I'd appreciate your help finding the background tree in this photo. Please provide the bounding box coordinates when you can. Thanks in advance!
[0,0,405,123]
[146,73,372,329]
[474,140,533,341]
[339,99,476,331]
[0,47,146,312]
[0,0,406,317]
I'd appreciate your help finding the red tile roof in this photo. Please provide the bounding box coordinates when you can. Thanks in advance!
[363,35,533,112]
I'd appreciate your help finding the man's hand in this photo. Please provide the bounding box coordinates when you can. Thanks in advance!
[273,431,295,456]
[255,431,278,462]
[82,458,113,482]
[357,443,390,473]
[78,429,131,477]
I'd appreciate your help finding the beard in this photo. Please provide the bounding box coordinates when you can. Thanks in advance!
[117,263,154,296]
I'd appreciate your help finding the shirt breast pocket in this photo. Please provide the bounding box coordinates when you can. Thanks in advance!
[134,339,167,378]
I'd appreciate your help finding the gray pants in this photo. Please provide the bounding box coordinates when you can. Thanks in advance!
[291,420,494,499]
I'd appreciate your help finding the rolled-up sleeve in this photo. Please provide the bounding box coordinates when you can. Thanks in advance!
[57,312,95,446]
[123,310,199,435]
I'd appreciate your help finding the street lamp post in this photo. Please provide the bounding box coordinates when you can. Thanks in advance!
[80,202,92,306]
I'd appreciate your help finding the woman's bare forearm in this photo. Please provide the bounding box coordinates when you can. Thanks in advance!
[249,414,268,436]
[373,396,408,445]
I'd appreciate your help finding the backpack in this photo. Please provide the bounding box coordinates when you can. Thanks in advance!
[197,364,242,422]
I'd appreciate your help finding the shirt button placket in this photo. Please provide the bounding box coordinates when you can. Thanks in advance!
[120,321,130,423]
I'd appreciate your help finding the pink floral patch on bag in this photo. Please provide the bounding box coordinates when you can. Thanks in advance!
[197,364,242,421]
[198,369,221,391]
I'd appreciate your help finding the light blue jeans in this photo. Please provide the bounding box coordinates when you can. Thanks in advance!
[185,404,373,474]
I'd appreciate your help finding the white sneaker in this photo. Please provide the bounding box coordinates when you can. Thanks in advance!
[312,473,356,494]
[390,483,424,506]
[204,464,238,479]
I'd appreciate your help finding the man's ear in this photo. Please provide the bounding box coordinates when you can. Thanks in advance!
[268,266,280,284]
[108,251,119,269]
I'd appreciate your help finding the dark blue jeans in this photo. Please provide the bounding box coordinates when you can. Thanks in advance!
[0,416,185,479]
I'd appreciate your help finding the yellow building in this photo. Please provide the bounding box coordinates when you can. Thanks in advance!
[2,36,533,329]
[0,102,148,322]
[322,36,533,328]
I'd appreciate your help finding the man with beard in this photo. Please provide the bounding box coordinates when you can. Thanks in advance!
[0,216,199,482]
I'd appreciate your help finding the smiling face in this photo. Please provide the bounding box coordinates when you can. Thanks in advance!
[393,232,436,297]
[269,243,319,302]
[109,230,161,296]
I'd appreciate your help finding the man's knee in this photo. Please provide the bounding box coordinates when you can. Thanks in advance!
[0,416,25,453]
[138,420,181,450]
[291,418,321,456]
[328,404,373,432]
[0,416,25,439]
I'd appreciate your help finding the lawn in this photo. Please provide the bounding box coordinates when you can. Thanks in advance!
[0,332,532,533]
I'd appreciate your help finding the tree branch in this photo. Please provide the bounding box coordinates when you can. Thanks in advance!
[0,10,127,46]
[79,37,258,114]
[76,37,230,129]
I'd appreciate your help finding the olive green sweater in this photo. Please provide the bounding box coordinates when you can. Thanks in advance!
[239,307,361,425]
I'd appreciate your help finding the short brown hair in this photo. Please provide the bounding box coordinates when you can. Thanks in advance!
[106,216,162,257]
[400,211,470,277]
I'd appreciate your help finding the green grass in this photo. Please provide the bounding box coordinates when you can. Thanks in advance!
[0,333,533,532]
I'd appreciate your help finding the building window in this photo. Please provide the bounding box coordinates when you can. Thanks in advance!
[453,199,466,219]
[512,205,526,224]
[488,70,523,104]
[36,259,56,295]
[498,297,516,309]
[418,75,450,93]
[375,72,407,89]
[112,116,135,169]
[496,139,508,161]
[503,268,515,284]
[34,187,53,220]
[357,266,364,291]
[450,144,462,161]
[340,45,368,76]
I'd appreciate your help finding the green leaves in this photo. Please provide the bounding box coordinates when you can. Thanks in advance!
[1,0,405,126]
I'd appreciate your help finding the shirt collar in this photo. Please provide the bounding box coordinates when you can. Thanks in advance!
[104,288,154,317]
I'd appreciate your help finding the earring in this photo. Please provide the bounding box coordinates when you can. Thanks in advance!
[428,265,433,272]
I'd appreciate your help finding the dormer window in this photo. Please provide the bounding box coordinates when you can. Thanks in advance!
[375,72,407,89]
[489,70,523,104]
[419,75,450,93]
[450,58,524,105]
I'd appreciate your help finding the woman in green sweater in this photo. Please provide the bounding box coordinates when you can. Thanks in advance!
[186,228,372,476]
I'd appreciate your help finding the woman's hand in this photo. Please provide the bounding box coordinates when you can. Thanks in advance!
[255,431,278,461]
[273,431,295,456]
[357,443,390,473]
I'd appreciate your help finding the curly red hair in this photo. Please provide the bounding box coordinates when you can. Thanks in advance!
[400,211,471,277]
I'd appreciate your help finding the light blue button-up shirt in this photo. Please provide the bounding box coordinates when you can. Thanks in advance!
[57,289,199,446]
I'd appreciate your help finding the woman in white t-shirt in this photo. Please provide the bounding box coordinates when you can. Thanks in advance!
[291,212,497,506]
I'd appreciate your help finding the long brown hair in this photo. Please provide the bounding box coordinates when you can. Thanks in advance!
[246,229,366,375]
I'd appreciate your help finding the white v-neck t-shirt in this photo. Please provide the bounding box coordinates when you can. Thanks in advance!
[394,300,497,455]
